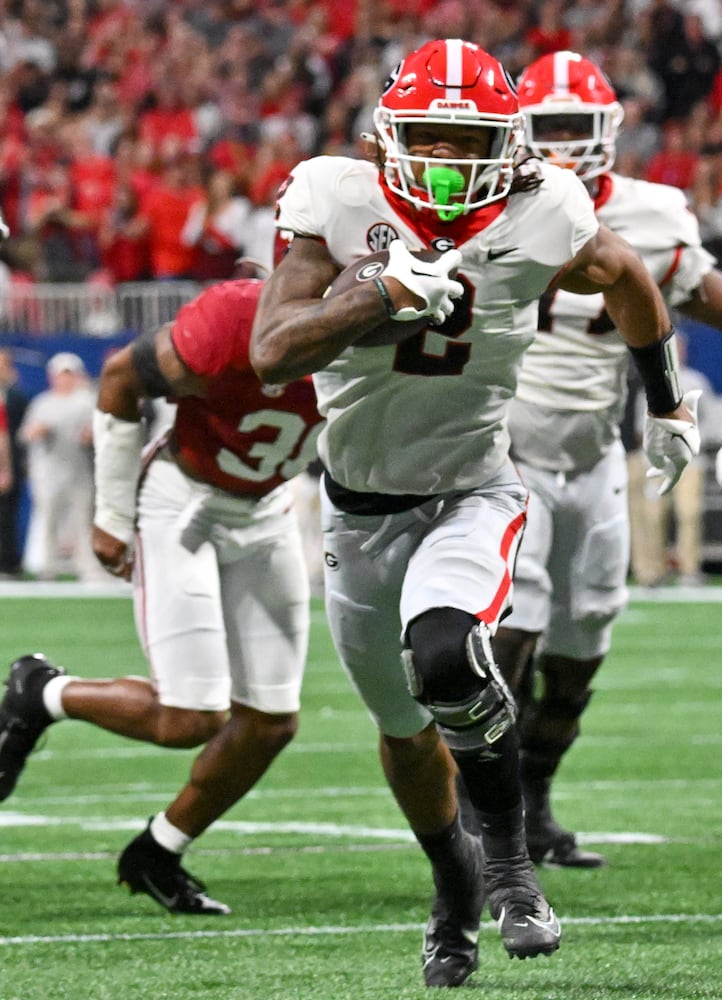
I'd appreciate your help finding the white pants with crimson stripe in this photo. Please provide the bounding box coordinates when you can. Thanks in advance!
[320,460,528,738]
[133,452,309,714]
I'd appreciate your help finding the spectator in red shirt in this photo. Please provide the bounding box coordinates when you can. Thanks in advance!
[98,182,152,284]
[138,75,200,163]
[524,0,572,58]
[63,122,117,229]
[247,133,304,208]
[181,168,251,281]
[644,119,700,190]
[137,155,204,280]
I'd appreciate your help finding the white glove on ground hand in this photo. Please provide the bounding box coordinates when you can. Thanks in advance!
[382,239,463,324]
[643,389,702,496]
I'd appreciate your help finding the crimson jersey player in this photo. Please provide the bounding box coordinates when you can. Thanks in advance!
[0,278,323,916]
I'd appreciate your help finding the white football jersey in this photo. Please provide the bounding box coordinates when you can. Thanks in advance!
[509,174,715,472]
[513,172,715,420]
[276,156,597,495]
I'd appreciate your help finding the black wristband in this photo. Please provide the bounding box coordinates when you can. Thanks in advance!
[373,276,396,317]
[628,329,682,416]
[131,333,173,398]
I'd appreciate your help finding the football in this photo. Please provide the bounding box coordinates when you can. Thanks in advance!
[324,248,443,347]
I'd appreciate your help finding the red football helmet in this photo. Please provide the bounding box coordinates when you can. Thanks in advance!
[516,51,624,180]
[373,39,522,218]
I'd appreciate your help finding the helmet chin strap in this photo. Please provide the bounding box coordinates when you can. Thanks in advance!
[423,166,465,221]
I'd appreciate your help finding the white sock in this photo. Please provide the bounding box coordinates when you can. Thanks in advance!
[150,812,193,855]
[42,675,78,720]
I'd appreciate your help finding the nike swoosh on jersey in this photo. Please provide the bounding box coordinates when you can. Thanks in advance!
[487,247,518,261]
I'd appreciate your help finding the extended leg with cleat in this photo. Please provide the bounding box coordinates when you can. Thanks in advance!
[405,611,561,972]
[118,819,230,915]
[0,654,65,800]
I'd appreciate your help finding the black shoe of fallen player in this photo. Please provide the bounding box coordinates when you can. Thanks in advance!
[0,653,65,800]
[117,823,231,915]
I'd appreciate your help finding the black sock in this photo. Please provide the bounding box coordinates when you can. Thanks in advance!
[416,810,478,903]
[455,729,522,815]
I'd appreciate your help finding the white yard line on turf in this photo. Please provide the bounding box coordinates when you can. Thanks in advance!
[0,813,681,847]
[1,912,722,947]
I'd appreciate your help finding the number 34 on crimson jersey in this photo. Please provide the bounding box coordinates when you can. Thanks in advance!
[169,280,323,497]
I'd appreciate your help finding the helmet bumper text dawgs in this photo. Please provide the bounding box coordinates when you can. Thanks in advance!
[517,50,624,181]
[373,39,523,220]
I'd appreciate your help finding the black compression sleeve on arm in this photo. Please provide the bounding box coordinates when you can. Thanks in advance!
[131,334,173,399]
[628,329,683,416]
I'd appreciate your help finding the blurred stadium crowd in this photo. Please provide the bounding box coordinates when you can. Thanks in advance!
[2,0,722,291]
[1,0,722,582]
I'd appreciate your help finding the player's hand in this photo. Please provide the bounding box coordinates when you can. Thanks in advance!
[92,525,133,580]
[715,445,722,488]
[643,389,702,496]
[381,239,463,324]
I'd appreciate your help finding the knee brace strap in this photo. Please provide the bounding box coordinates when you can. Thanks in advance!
[430,687,514,754]
[466,622,517,720]
[402,622,517,754]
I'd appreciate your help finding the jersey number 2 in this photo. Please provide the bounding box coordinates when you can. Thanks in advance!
[393,275,474,375]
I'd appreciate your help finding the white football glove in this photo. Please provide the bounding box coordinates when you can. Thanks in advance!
[643,389,702,496]
[381,239,464,324]
[715,445,722,488]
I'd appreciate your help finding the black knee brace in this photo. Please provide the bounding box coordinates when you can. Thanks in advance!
[403,608,516,755]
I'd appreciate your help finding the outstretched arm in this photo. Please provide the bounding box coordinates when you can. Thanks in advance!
[558,224,698,493]
[92,324,205,578]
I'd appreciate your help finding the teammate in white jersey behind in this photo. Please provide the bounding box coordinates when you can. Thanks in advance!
[0,277,323,915]
[490,50,722,870]
[250,38,698,989]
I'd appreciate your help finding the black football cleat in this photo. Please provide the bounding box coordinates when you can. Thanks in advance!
[422,832,485,988]
[0,653,65,800]
[118,823,231,915]
[422,905,480,988]
[480,805,561,960]
[485,853,561,959]
[525,803,606,868]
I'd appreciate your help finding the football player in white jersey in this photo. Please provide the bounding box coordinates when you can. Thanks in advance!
[492,50,722,869]
[250,39,698,989]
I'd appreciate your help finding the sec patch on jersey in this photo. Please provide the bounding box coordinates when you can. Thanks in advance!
[324,249,442,347]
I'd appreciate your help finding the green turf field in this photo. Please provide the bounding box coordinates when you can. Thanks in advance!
[0,590,720,999]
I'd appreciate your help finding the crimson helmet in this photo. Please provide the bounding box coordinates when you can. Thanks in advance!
[516,51,624,180]
[373,39,522,218]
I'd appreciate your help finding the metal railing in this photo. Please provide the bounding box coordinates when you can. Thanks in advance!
[0,280,203,337]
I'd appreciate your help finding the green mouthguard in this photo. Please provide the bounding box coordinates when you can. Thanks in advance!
[423,166,465,221]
